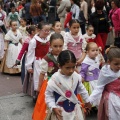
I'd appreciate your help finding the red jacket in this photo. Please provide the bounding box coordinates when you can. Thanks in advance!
[64,12,72,28]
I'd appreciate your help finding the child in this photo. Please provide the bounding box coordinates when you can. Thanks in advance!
[45,50,91,120]
[80,42,102,95]
[64,19,87,67]
[32,33,64,120]
[64,6,72,32]
[0,29,4,61]
[7,7,20,26]
[1,20,22,74]
[50,21,65,37]
[89,46,120,120]
[15,25,36,84]
[25,22,50,96]
[19,18,28,41]
[83,25,96,43]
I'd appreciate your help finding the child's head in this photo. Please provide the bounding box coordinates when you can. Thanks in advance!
[37,22,51,38]
[66,6,71,12]
[106,46,120,72]
[50,33,64,56]
[58,50,76,76]
[10,20,17,31]
[11,7,16,13]
[86,25,94,36]
[20,18,27,27]
[26,25,36,36]
[69,19,80,36]
[86,42,99,59]
[52,21,62,33]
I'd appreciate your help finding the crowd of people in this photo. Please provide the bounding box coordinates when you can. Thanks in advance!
[0,0,120,120]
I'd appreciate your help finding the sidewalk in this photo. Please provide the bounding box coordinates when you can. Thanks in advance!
[0,93,34,120]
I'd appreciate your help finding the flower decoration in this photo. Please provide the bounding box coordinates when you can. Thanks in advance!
[65,90,72,98]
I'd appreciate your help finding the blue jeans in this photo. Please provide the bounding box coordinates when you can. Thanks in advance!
[32,16,39,25]
[41,15,46,22]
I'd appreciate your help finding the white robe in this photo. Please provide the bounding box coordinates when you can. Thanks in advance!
[45,70,89,120]
[0,32,4,59]
[25,34,49,90]
[5,29,22,68]
[89,65,120,119]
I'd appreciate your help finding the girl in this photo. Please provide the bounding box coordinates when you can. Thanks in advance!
[25,22,50,96]
[19,18,28,41]
[83,25,96,43]
[1,20,22,74]
[45,50,91,120]
[64,19,87,67]
[48,21,65,39]
[32,33,64,120]
[15,25,36,84]
[80,42,104,95]
[89,46,120,120]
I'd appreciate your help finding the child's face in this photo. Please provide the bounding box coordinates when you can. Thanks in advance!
[60,61,76,76]
[87,27,94,36]
[109,58,120,72]
[53,22,62,33]
[50,39,64,56]
[87,44,99,59]
[11,8,15,13]
[39,25,51,38]
[69,23,80,36]
[11,22,17,30]
[20,19,26,27]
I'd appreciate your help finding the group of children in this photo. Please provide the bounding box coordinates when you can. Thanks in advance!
[0,17,120,120]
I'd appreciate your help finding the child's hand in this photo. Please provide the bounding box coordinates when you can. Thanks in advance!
[84,102,92,115]
[76,59,82,66]
[53,108,63,120]
[28,69,33,73]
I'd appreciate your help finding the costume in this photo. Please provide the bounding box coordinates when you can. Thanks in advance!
[1,29,22,74]
[45,70,89,120]
[0,30,4,60]
[83,33,96,43]
[80,55,100,95]
[25,34,49,91]
[17,36,31,84]
[64,31,87,60]
[32,52,59,120]
[89,65,120,120]
[18,26,28,41]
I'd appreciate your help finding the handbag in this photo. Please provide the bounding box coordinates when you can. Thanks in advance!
[114,33,120,48]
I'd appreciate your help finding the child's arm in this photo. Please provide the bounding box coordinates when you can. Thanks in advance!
[37,59,48,92]
[77,52,86,65]
[25,39,36,73]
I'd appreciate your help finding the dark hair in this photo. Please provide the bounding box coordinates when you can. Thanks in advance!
[95,0,104,10]
[110,0,120,8]
[50,33,64,44]
[71,0,80,7]
[20,17,27,22]
[58,50,76,66]
[52,21,61,27]
[26,25,36,34]
[69,19,80,27]
[106,46,120,61]
[9,20,17,26]
[37,22,50,30]
[86,42,98,51]
[66,6,71,12]
[86,25,94,30]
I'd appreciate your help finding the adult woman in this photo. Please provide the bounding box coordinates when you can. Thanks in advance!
[89,0,111,54]
[30,0,42,25]
[109,0,120,47]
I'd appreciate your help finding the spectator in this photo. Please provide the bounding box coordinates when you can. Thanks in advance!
[57,0,71,29]
[30,0,42,25]
[89,0,112,54]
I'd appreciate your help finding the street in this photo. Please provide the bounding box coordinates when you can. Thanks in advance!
[0,73,97,120]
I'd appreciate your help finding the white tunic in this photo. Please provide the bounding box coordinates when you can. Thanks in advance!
[25,34,49,90]
[5,29,22,68]
[89,65,120,120]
